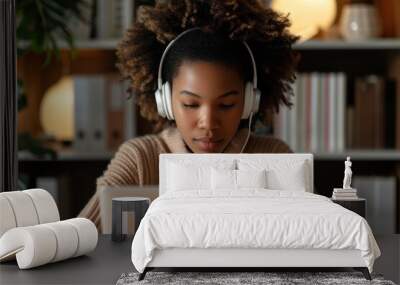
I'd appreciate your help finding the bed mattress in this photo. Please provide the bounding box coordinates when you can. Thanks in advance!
[131,189,380,273]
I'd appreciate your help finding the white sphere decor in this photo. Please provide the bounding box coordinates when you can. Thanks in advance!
[40,76,74,141]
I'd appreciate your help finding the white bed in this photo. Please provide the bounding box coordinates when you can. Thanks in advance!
[131,154,381,281]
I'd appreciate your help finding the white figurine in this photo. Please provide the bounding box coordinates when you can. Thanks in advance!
[342,156,352,189]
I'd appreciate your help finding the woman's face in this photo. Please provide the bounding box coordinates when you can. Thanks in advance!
[171,60,245,153]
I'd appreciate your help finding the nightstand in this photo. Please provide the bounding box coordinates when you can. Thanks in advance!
[331,198,366,218]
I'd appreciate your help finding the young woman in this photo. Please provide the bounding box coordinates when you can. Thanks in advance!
[79,0,299,230]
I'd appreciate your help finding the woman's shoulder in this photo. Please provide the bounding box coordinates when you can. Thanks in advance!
[117,132,168,157]
[96,132,168,187]
[248,133,293,153]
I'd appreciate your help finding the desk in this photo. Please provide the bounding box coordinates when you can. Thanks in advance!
[1,235,399,284]
[0,235,132,285]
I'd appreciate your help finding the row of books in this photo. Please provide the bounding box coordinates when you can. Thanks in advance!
[273,73,398,152]
[274,72,346,153]
[73,74,136,152]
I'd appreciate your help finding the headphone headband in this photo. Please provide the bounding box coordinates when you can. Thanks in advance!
[157,27,258,90]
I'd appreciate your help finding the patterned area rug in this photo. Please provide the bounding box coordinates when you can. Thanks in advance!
[116,271,396,285]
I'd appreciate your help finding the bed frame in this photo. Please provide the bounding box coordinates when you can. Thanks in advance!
[138,154,371,281]
[140,248,371,280]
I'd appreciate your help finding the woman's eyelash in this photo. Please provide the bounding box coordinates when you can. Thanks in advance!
[182,104,235,109]
[220,104,235,109]
[182,104,198,108]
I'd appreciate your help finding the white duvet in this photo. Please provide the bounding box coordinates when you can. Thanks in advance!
[131,189,381,273]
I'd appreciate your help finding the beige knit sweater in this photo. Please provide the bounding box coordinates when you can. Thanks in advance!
[79,127,292,231]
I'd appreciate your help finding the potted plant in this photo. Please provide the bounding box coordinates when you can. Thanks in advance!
[16,0,90,162]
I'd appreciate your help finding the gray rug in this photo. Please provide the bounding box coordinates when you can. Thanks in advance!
[116,271,396,285]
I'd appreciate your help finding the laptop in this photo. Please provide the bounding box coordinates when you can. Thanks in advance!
[98,185,159,234]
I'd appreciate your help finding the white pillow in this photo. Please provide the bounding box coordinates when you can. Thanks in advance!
[266,168,306,192]
[167,162,210,191]
[211,168,267,190]
[167,159,235,191]
[211,168,236,190]
[237,169,267,188]
[238,159,308,192]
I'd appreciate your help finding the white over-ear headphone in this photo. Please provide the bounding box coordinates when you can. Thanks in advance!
[154,27,261,121]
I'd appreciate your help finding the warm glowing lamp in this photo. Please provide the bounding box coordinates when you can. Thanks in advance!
[40,76,74,141]
[271,0,337,41]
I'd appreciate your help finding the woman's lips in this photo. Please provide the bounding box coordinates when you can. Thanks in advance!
[194,138,223,151]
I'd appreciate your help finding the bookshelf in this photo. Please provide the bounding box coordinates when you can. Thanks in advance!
[285,39,400,236]
[17,25,400,234]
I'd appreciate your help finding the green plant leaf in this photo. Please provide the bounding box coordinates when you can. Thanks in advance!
[16,0,90,63]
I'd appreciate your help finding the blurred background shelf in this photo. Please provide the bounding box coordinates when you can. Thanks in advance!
[19,38,400,51]
[18,149,400,162]
[294,39,400,50]
[18,150,115,161]
[313,150,400,161]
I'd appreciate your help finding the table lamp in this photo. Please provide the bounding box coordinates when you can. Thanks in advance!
[271,0,337,41]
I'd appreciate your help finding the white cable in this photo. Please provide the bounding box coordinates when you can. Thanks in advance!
[240,112,253,153]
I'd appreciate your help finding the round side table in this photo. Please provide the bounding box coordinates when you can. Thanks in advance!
[112,197,150,242]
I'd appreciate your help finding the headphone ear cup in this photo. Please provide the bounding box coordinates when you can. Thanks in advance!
[253,88,261,113]
[155,88,166,118]
[163,81,174,120]
[242,82,253,119]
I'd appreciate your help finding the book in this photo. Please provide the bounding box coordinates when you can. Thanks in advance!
[289,79,298,151]
[310,72,319,152]
[73,76,92,151]
[331,195,359,200]
[305,73,312,152]
[354,75,385,149]
[388,57,400,150]
[384,79,396,148]
[328,72,336,152]
[297,74,306,152]
[334,188,357,193]
[336,73,346,152]
[332,192,358,197]
[105,75,125,150]
[89,76,107,152]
